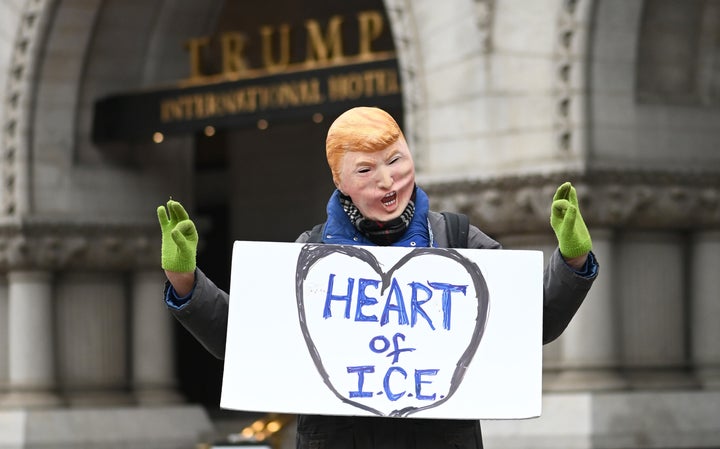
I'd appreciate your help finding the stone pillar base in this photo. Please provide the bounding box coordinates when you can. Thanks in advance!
[545,369,628,392]
[62,390,135,408]
[696,367,720,390]
[624,369,698,390]
[134,387,184,405]
[480,390,720,449]
[0,405,213,449]
[0,391,62,409]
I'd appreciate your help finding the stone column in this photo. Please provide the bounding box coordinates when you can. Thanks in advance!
[498,234,565,389]
[690,230,720,389]
[132,270,183,404]
[548,230,627,391]
[56,272,132,406]
[617,231,696,388]
[537,239,563,390]
[0,277,8,394]
[1,271,61,407]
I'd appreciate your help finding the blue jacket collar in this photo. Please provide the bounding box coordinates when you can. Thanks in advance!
[322,187,434,247]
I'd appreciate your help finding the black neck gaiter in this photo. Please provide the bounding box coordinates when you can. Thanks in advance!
[339,186,417,246]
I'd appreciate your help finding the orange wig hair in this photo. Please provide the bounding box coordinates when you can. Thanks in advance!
[326,107,405,185]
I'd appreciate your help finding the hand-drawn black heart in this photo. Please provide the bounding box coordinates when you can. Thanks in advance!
[296,244,489,417]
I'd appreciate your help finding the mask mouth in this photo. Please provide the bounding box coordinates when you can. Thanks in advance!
[382,191,398,207]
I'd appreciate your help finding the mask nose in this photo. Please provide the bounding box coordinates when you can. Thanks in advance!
[377,165,393,189]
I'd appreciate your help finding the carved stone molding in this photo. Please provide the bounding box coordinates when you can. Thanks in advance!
[422,170,720,236]
[383,0,429,168]
[474,0,494,53]
[2,0,58,217]
[0,219,159,272]
[554,0,593,154]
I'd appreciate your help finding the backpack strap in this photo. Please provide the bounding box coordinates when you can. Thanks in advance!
[307,222,325,243]
[441,212,469,248]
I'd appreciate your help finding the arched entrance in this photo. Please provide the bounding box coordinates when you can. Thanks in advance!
[91,0,404,410]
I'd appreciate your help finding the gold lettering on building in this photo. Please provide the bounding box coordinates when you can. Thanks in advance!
[182,10,394,84]
[221,32,249,74]
[327,68,399,101]
[304,15,345,66]
[184,37,210,80]
[261,24,291,72]
[161,68,399,124]
[358,11,384,59]
[160,78,325,123]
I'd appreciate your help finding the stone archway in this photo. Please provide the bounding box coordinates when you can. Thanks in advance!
[0,0,411,417]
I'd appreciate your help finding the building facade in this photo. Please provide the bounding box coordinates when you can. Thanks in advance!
[0,0,719,447]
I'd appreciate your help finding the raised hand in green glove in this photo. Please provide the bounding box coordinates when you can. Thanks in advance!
[157,200,198,273]
[550,182,592,259]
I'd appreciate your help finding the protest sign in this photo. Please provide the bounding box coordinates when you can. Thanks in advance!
[221,241,543,419]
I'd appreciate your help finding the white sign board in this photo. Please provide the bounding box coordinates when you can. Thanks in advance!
[221,241,543,420]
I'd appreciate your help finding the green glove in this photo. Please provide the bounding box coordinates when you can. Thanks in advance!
[157,200,198,272]
[550,182,592,258]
